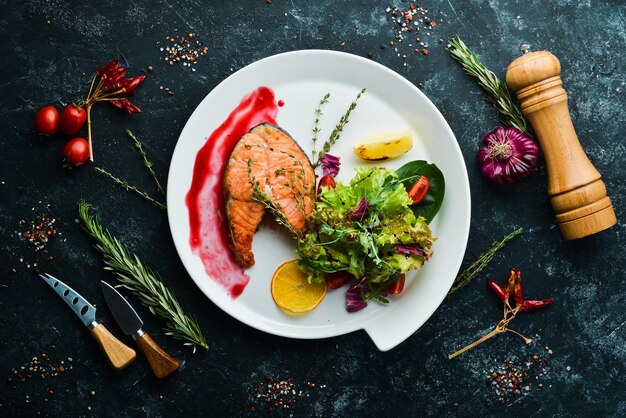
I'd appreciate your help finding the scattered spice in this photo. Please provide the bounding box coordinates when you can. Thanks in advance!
[17,212,62,253]
[486,349,552,405]
[7,205,64,272]
[6,352,73,388]
[449,269,554,359]
[250,375,326,413]
[384,3,442,66]
[156,33,208,71]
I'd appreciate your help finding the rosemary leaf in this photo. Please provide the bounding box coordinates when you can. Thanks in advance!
[448,227,523,294]
[95,167,166,210]
[78,200,208,352]
[311,92,330,165]
[447,37,533,137]
[315,88,366,168]
[126,129,165,196]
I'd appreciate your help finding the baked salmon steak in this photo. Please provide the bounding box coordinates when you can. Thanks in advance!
[223,123,315,267]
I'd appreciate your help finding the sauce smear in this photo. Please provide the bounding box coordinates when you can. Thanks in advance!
[186,87,279,298]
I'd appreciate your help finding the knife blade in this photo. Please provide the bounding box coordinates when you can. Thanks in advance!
[39,273,136,370]
[101,281,180,379]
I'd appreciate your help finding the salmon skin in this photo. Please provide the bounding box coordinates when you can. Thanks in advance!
[223,123,315,267]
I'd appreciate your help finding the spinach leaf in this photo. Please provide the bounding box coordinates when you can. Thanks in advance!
[395,160,445,224]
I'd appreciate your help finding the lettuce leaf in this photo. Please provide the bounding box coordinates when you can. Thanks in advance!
[297,167,434,286]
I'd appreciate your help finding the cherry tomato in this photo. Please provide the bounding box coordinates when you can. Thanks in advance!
[324,271,353,290]
[386,274,405,295]
[316,175,336,200]
[408,175,429,204]
[34,105,60,136]
[59,104,87,135]
[62,138,90,166]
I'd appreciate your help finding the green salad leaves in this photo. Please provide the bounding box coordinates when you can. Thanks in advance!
[297,167,434,285]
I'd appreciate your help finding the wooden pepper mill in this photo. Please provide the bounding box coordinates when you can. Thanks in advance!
[506,50,617,240]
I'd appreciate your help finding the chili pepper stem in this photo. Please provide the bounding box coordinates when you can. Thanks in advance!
[505,328,533,345]
[449,323,505,360]
[86,104,94,162]
[86,72,98,101]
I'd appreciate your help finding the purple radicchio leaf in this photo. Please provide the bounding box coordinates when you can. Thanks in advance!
[349,197,370,219]
[395,244,425,257]
[345,285,368,313]
[321,153,341,177]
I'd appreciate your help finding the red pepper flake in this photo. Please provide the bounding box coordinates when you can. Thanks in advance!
[421,48,429,55]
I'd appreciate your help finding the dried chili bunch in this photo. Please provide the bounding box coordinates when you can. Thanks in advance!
[83,59,145,161]
[449,268,554,359]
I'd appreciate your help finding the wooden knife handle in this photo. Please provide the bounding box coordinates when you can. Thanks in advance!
[134,332,180,379]
[89,323,136,370]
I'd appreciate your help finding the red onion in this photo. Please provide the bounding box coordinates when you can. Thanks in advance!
[477,126,539,185]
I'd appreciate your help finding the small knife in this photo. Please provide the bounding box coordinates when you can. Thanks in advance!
[39,273,136,370]
[101,281,180,379]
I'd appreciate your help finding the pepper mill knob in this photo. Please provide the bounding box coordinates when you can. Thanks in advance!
[506,51,617,240]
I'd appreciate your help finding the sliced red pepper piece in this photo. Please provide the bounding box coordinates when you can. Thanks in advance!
[387,274,405,295]
[324,271,352,290]
[316,175,336,200]
[408,176,429,204]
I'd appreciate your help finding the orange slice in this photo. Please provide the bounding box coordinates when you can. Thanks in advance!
[271,260,327,314]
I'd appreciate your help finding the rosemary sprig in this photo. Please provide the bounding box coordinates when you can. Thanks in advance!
[94,167,166,210]
[448,227,523,294]
[78,200,207,352]
[314,88,366,167]
[447,37,533,137]
[126,129,165,196]
[311,93,330,165]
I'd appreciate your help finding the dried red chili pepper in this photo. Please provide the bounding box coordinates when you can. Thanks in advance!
[98,59,119,76]
[504,269,516,298]
[113,76,145,94]
[513,269,523,307]
[110,98,142,114]
[82,59,146,160]
[520,298,554,312]
[486,279,508,302]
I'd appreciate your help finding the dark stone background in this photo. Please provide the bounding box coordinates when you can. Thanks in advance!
[1,1,624,416]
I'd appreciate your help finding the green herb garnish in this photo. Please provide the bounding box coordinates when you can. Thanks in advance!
[314,88,366,168]
[449,227,524,294]
[78,200,207,352]
[447,37,532,137]
[311,93,330,166]
[126,129,165,196]
[94,167,166,210]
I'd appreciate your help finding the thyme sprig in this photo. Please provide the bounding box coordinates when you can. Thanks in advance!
[311,93,330,166]
[449,227,523,294]
[126,129,165,196]
[314,88,366,168]
[246,158,304,240]
[447,37,533,137]
[94,167,166,210]
[78,200,207,352]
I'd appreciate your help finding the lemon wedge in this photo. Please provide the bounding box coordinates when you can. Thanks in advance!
[354,130,413,161]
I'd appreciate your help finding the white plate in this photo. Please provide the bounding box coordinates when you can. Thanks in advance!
[167,50,471,351]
